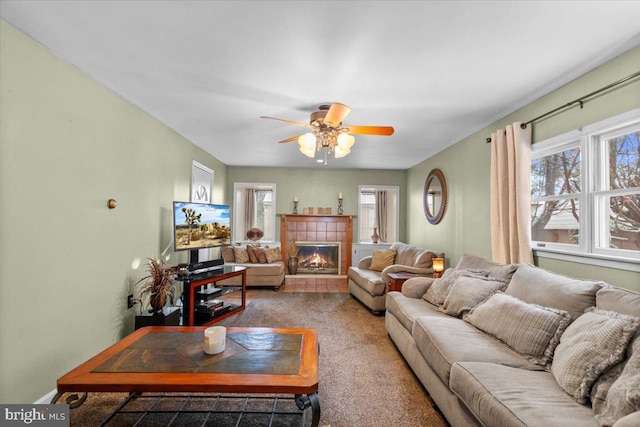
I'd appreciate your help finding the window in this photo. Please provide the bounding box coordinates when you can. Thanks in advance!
[530,109,640,267]
[358,186,399,243]
[233,183,276,243]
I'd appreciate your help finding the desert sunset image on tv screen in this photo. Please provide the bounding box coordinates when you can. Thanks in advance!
[174,202,231,251]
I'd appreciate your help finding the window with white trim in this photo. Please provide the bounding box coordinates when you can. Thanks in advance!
[358,185,399,243]
[233,183,276,243]
[530,109,640,263]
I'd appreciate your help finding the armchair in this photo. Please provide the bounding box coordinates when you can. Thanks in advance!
[348,242,444,314]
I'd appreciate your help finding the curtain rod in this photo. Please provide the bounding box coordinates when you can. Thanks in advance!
[485,70,640,143]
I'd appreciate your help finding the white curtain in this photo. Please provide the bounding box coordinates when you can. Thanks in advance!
[375,190,388,242]
[490,122,533,264]
[244,188,256,236]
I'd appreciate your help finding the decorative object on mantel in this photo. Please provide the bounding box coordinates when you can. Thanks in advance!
[261,103,394,166]
[293,197,298,214]
[371,227,379,244]
[135,258,177,315]
[338,192,344,214]
[287,242,299,275]
[303,207,332,215]
[432,257,444,278]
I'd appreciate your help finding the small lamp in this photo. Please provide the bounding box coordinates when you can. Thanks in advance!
[432,257,444,278]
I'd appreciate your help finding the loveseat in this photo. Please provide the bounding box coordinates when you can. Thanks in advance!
[217,245,285,288]
[385,254,640,427]
[348,242,444,313]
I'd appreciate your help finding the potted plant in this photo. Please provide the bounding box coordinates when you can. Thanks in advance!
[287,241,299,275]
[135,258,178,319]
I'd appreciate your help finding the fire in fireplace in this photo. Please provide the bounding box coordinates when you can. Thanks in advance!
[296,242,341,275]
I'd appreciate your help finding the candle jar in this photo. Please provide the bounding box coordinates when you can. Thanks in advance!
[204,326,226,355]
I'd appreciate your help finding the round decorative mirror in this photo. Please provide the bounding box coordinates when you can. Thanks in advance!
[423,168,447,225]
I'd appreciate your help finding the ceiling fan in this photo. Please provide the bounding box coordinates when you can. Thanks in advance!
[261,103,394,165]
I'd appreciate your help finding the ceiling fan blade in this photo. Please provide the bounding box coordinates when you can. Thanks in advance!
[343,125,395,136]
[323,103,352,127]
[279,134,303,143]
[261,116,313,129]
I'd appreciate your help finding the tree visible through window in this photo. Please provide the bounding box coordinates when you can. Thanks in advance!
[530,110,640,261]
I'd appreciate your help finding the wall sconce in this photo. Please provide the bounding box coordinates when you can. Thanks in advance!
[337,192,343,214]
[432,258,444,278]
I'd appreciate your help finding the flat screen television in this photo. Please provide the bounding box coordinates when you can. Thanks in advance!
[173,201,231,253]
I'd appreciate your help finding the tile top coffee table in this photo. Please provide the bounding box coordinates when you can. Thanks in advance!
[52,326,320,426]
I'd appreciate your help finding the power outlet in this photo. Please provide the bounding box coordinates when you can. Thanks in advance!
[127,294,134,309]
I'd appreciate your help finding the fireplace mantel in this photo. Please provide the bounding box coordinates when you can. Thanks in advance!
[280,214,353,275]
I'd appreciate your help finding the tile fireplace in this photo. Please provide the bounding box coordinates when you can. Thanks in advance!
[280,214,353,276]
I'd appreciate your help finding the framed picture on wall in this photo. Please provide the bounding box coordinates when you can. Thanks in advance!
[191,161,213,203]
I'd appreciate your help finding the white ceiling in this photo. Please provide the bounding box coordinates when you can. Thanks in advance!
[2,1,640,169]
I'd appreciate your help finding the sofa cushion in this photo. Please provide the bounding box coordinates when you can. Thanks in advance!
[505,263,604,320]
[390,242,435,268]
[370,249,397,271]
[423,268,489,307]
[386,291,450,333]
[221,246,235,263]
[348,266,386,296]
[551,308,640,404]
[264,247,282,263]
[440,275,508,317]
[596,287,640,318]
[412,316,543,385]
[464,292,571,367]
[455,254,518,281]
[246,245,260,263]
[233,246,250,264]
[450,362,599,427]
[595,347,640,427]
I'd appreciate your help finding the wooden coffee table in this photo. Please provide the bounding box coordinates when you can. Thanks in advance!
[52,326,320,426]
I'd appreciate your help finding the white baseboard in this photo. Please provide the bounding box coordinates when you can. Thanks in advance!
[34,388,58,404]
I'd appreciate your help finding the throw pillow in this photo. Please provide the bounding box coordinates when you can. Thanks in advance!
[423,268,489,307]
[264,247,283,263]
[440,275,508,317]
[233,246,250,264]
[595,348,640,427]
[455,254,518,281]
[254,246,268,264]
[370,249,397,272]
[505,263,604,321]
[463,292,571,367]
[551,307,640,404]
[221,246,235,263]
[246,245,259,263]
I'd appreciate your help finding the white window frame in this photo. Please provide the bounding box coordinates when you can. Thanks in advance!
[357,185,399,243]
[233,182,277,244]
[531,108,640,272]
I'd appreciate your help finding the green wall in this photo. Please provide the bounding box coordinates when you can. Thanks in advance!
[226,167,407,242]
[406,45,640,291]
[0,20,228,403]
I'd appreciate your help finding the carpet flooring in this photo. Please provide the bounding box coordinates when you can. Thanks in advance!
[65,292,448,427]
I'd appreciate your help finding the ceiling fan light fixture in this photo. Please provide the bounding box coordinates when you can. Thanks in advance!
[337,133,355,149]
[298,132,316,149]
[299,145,316,158]
[334,145,351,158]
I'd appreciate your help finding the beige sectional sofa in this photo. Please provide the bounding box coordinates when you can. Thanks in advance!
[385,254,640,427]
[348,242,444,313]
[217,245,285,288]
